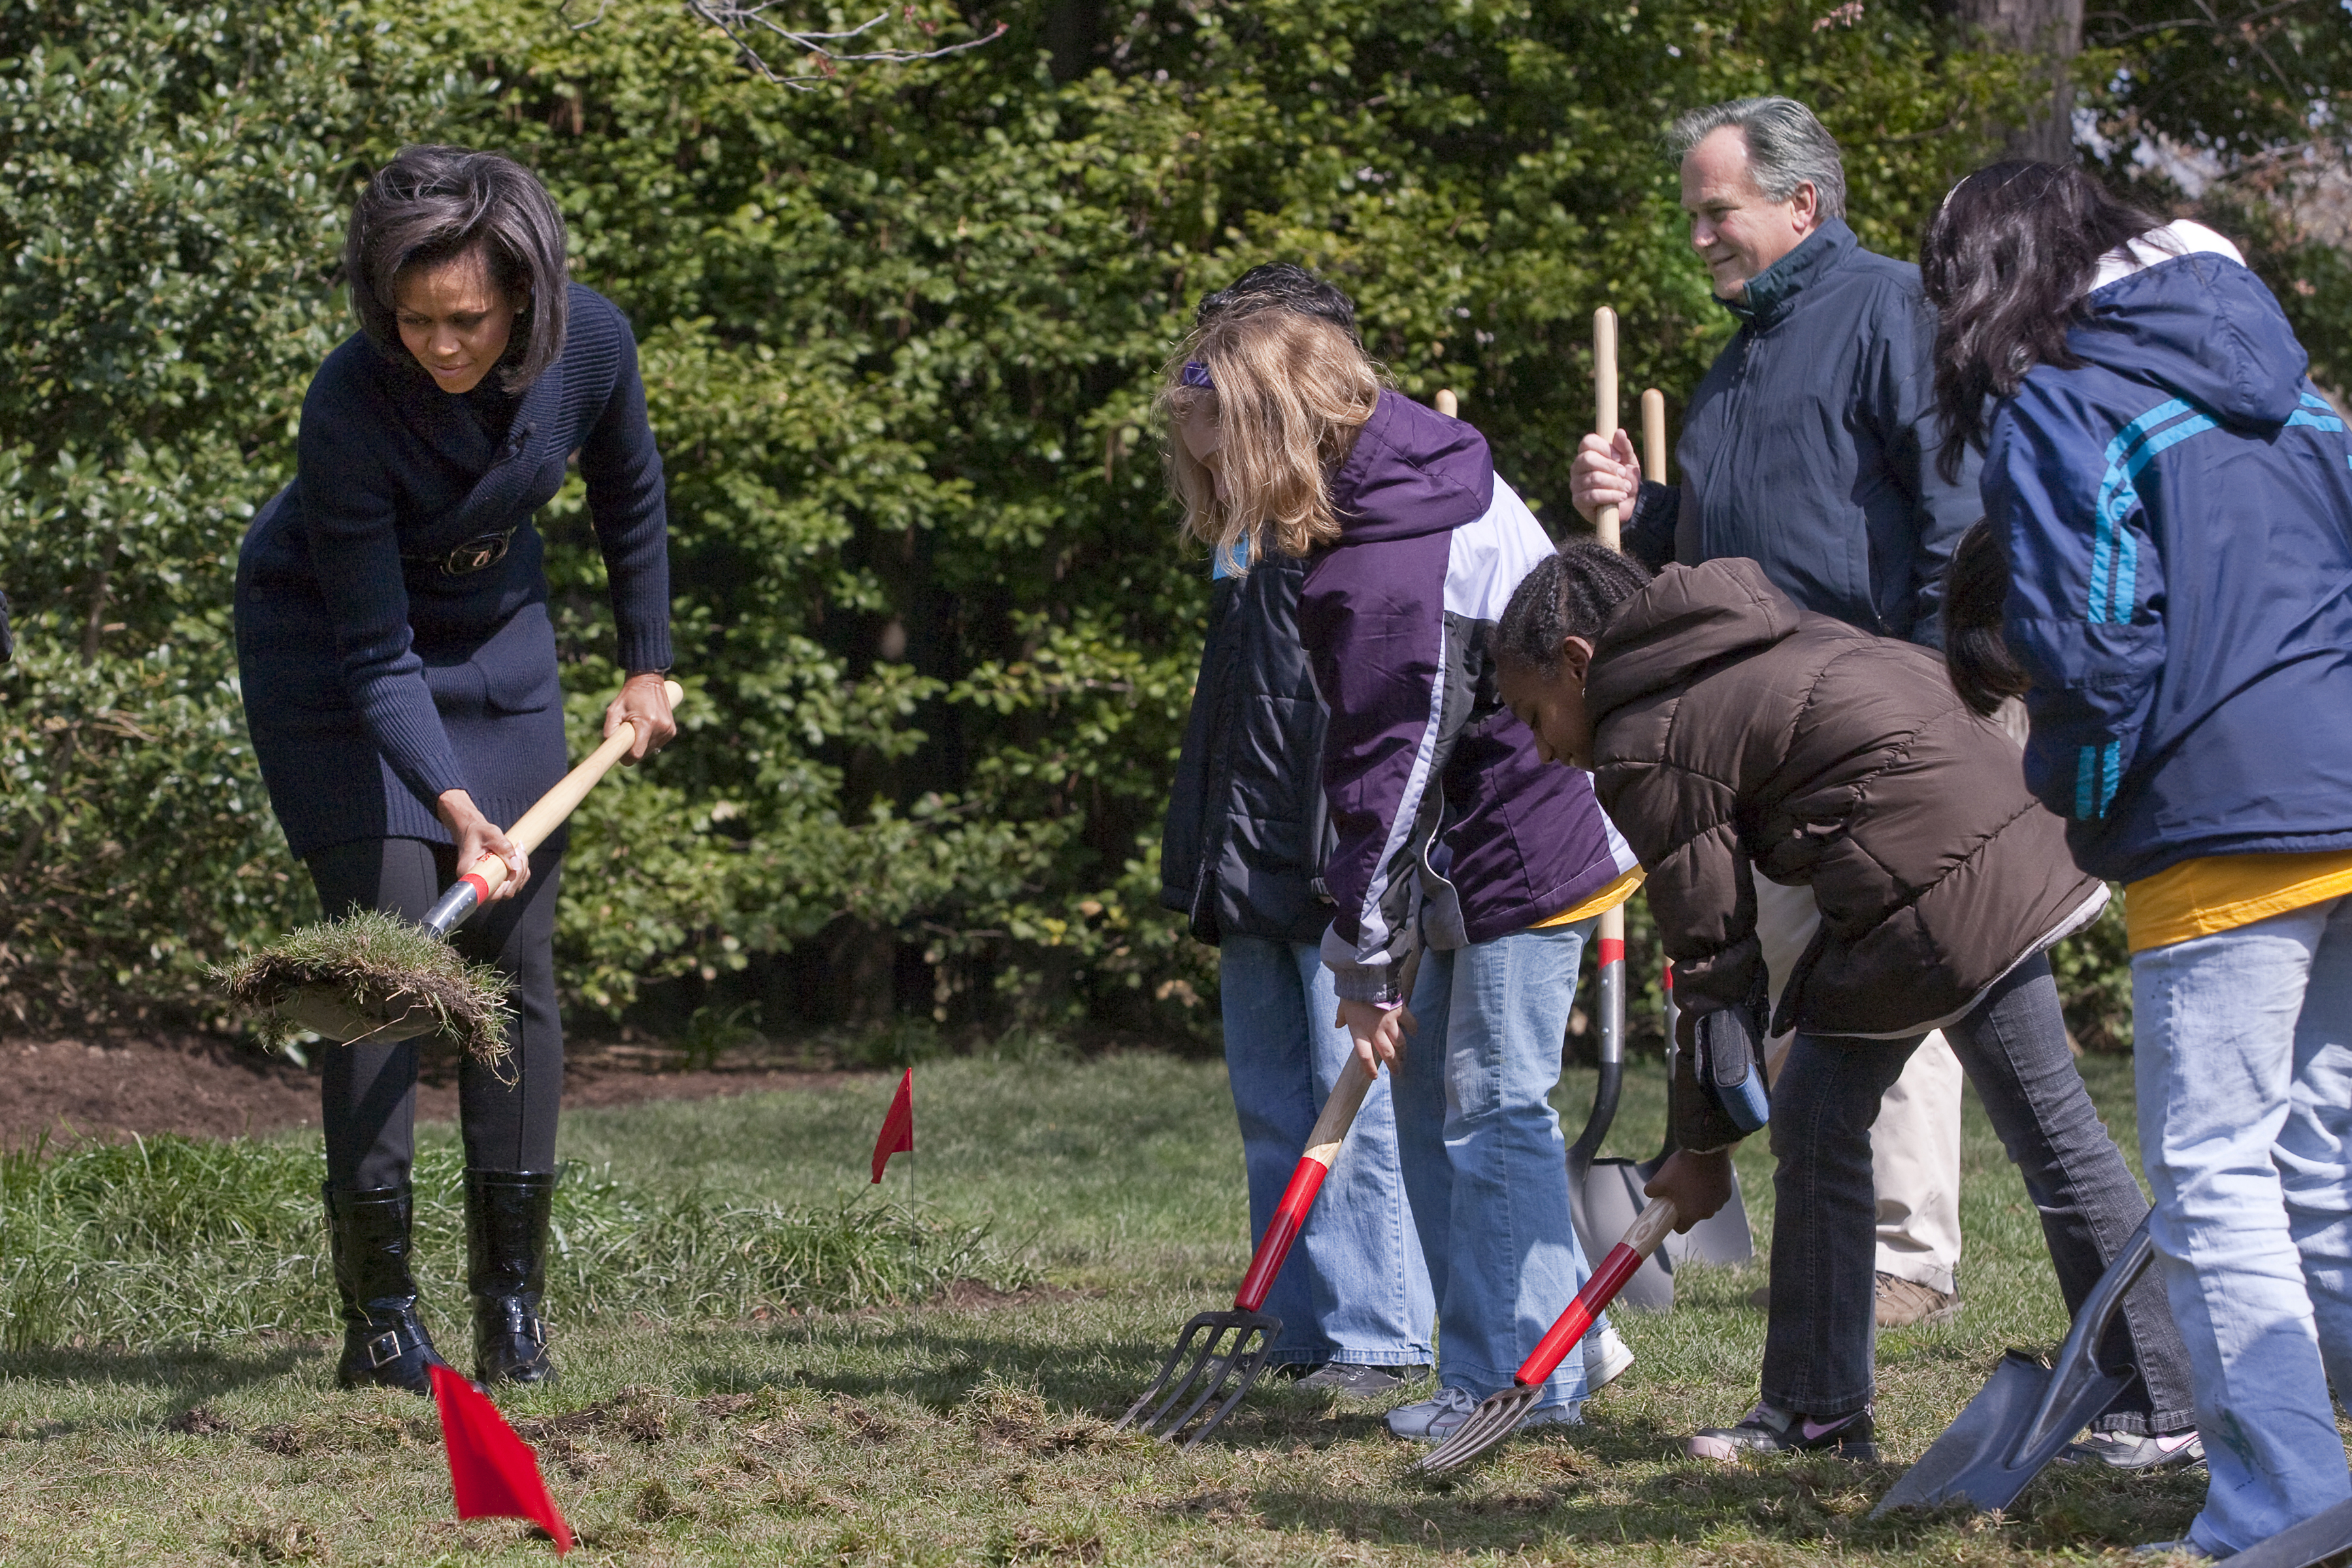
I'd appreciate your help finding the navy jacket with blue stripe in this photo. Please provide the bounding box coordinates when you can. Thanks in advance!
[1985,240,2352,884]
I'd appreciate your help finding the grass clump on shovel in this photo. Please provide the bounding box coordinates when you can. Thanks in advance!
[215,679,680,1064]
[216,908,514,1064]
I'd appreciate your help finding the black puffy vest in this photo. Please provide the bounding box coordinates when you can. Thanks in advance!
[1159,553,1333,946]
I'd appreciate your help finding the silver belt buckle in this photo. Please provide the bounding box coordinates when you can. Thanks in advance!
[443,532,512,576]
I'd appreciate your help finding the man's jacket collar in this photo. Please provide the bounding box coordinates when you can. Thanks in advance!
[1720,218,1857,331]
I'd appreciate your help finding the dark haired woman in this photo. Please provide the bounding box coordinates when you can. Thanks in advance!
[1926,162,2352,1557]
[1490,544,2196,1466]
[234,144,674,1392]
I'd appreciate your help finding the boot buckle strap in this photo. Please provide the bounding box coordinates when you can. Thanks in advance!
[363,1328,408,1369]
[504,1303,546,1345]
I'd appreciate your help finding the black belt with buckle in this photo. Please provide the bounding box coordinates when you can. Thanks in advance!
[403,528,517,577]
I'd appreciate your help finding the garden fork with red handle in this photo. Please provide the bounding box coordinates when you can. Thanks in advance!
[1411,1196,1681,1475]
[1115,1049,1382,1447]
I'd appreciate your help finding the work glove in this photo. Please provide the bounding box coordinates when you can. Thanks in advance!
[1669,999,1771,1154]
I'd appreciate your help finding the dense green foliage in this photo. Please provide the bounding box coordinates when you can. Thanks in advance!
[0,0,2328,1043]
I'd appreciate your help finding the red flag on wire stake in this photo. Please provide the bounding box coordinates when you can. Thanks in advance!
[429,1364,574,1556]
[871,1067,913,1183]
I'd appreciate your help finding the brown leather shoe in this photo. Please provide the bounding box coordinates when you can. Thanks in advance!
[1875,1272,1959,1328]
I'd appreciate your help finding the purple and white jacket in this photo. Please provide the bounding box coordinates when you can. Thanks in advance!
[1301,389,1635,1005]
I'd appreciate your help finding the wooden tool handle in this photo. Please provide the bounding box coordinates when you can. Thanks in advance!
[423,678,683,933]
[1513,1197,1678,1388]
[1435,388,1459,418]
[1641,388,1667,485]
[1593,308,1620,551]
[1237,1053,1378,1311]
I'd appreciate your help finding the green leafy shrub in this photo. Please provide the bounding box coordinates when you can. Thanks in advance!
[2,0,2183,1051]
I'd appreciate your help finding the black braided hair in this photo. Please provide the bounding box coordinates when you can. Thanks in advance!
[1942,519,2032,716]
[1495,542,1656,676]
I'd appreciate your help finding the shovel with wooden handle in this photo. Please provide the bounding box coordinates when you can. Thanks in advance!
[271,678,685,1045]
[1411,1197,1681,1476]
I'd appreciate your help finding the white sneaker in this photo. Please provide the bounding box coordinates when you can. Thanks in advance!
[1584,1324,1634,1394]
[1384,1385,1580,1443]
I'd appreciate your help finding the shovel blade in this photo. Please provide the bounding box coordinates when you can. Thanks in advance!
[278,983,438,1045]
[1872,1350,2128,1516]
[1115,1309,1281,1448]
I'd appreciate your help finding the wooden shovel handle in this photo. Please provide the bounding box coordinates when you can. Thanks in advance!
[460,678,683,901]
[1593,308,1620,551]
[1641,387,1668,484]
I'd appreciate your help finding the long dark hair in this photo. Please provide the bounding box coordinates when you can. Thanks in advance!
[1941,519,2031,717]
[346,145,570,393]
[1919,162,2165,483]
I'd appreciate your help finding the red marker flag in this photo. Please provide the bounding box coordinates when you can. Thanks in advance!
[870,1067,914,1183]
[429,1364,574,1555]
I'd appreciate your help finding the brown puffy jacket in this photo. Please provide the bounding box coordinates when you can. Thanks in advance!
[1588,559,2104,1041]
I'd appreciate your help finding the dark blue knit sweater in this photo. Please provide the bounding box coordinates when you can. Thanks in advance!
[235,282,670,858]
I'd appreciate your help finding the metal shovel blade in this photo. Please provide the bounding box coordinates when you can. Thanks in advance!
[2228,1498,2352,1568]
[1872,1349,2131,1515]
[1115,1308,1281,1448]
[1874,1217,2153,1517]
[1412,1382,1543,1477]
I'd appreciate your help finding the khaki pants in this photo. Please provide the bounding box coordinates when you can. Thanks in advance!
[1754,875,1963,1296]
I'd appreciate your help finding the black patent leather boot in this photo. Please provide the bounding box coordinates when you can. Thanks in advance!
[324,1183,449,1394]
[466,1169,558,1386]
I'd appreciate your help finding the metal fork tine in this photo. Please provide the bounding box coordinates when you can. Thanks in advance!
[1161,1325,1273,1447]
[1117,1310,1282,1445]
[1412,1385,1542,1476]
[1116,1318,1215,1433]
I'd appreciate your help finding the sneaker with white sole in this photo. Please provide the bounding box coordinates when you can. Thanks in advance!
[1584,1324,1635,1394]
[2062,1429,2204,1472]
[1384,1385,1580,1443]
[1688,1401,1877,1461]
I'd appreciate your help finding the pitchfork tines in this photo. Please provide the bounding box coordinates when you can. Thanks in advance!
[1114,1307,1282,1448]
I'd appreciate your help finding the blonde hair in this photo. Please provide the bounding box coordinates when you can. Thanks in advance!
[1158,309,1383,566]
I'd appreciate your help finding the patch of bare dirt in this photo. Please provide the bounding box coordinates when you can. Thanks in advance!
[0,1031,866,1149]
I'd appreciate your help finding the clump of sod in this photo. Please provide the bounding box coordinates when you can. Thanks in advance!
[212,907,514,1065]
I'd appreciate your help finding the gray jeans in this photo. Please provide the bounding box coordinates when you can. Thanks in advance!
[1761,953,2197,1434]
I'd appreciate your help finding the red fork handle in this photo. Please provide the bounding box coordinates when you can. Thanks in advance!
[1511,1198,1680,1386]
[1233,1053,1378,1313]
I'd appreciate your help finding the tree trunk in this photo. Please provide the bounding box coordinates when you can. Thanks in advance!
[1957,0,2085,163]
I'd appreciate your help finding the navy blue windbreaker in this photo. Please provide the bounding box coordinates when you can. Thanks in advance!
[1985,238,2352,883]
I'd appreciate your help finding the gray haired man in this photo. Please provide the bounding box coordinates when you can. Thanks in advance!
[1572,94,1982,1442]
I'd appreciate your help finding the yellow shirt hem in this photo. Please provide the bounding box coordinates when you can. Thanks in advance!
[1529,867,1645,930]
[2125,850,2352,953]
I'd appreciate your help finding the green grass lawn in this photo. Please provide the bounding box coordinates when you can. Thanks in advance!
[0,1050,2234,1565]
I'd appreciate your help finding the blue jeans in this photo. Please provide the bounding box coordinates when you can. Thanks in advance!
[2134,894,2352,1555]
[1394,921,1600,1410]
[1220,938,1435,1367]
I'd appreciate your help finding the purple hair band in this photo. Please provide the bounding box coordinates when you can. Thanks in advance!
[1181,360,1215,389]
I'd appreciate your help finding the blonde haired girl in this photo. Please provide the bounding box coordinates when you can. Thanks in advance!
[1160,286,1642,1441]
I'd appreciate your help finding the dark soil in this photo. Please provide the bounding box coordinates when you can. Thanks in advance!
[0,1031,866,1149]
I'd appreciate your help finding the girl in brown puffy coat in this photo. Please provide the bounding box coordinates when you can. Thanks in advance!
[1494,542,2197,1465]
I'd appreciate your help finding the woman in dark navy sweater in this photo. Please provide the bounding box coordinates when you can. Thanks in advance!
[235,145,674,1393]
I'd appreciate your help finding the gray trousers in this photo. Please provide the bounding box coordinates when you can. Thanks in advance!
[1757,875,1963,1293]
